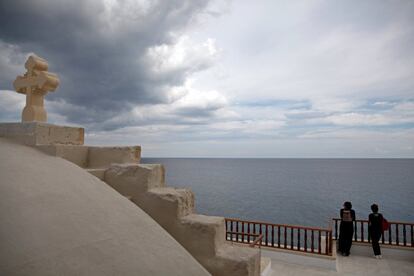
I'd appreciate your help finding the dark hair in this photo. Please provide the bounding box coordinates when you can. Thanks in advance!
[371,204,379,213]
[343,201,352,210]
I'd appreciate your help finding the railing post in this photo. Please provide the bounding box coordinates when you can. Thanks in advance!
[297,228,301,251]
[247,222,250,237]
[403,225,407,246]
[361,221,364,242]
[266,224,269,246]
[311,230,315,253]
[389,224,392,245]
[236,221,239,242]
[277,226,281,248]
[329,230,333,255]
[334,219,338,240]
[225,219,228,241]
[396,224,399,245]
[354,221,358,242]
[318,231,321,254]
[290,227,294,249]
[304,229,308,252]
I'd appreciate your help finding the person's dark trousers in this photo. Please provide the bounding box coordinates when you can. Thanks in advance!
[339,222,354,255]
[343,231,353,255]
[371,233,382,255]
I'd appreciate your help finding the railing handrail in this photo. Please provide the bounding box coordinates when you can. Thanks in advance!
[332,218,414,226]
[332,217,414,248]
[226,217,413,255]
[225,217,333,255]
[226,217,332,232]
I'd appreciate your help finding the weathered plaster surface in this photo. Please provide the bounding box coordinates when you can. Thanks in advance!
[0,138,210,276]
[103,163,260,276]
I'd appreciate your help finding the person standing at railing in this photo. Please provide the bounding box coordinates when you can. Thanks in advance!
[338,201,355,256]
[368,204,383,259]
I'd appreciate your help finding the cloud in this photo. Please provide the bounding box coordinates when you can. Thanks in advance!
[1,0,413,157]
[0,91,24,121]
[324,113,398,126]
[0,0,219,128]
[0,42,30,89]
[146,36,218,77]
[196,0,414,103]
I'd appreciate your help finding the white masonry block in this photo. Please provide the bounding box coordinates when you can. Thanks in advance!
[87,146,141,168]
[0,122,84,146]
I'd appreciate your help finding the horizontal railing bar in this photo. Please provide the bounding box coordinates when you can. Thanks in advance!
[225,218,332,232]
[226,231,261,237]
[332,218,414,226]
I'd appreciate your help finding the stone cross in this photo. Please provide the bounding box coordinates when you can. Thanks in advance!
[13,55,59,122]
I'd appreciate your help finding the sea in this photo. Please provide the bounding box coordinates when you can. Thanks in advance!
[142,158,414,228]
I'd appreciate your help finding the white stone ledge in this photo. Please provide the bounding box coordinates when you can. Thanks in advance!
[0,122,84,146]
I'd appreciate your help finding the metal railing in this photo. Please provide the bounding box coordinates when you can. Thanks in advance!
[226,231,263,248]
[333,218,414,247]
[225,218,333,256]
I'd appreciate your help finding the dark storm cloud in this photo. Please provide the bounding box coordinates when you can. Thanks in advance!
[0,0,211,127]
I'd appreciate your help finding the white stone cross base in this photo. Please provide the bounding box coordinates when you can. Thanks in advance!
[22,94,47,122]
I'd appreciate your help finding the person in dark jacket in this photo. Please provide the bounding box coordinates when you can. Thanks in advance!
[338,201,355,256]
[369,204,383,259]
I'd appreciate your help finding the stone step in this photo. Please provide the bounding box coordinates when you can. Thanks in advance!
[212,245,260,276]
[86,168,106,180]
[104,164,165,198]
[35,145,141,169]
[137,187,195,229]
[78,155,261,276]
[36,144,88,167]
[176,214,225,258]
[87,146,141,168]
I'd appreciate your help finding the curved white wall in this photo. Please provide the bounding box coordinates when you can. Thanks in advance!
[0,138,210,276]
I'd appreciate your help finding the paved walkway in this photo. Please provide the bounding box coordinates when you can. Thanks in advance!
[269,254,414,276]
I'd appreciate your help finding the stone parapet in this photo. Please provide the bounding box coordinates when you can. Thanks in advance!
[105,164,164,196]
[0,122,84,146]
[213,245,260,276]
[101,163,260,276]
[88,146,141,168]
[35,145,142,169]
[137,188,195,230]
[177,214,225,258]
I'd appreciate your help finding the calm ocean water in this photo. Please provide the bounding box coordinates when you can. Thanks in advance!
[142,158,414,228]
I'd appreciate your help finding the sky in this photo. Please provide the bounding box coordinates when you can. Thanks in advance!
[0,0,413,158]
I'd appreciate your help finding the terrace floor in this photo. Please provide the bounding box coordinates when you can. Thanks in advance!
[267,252,414,276]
